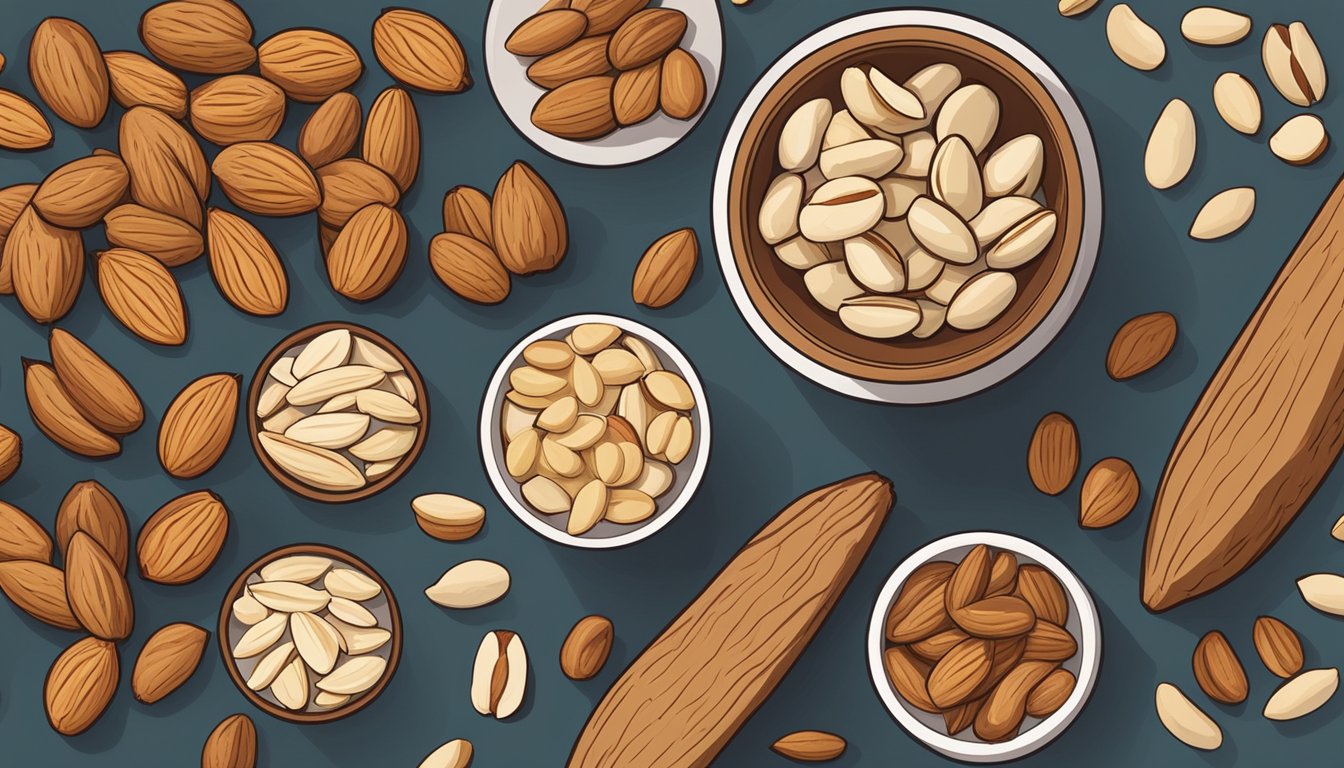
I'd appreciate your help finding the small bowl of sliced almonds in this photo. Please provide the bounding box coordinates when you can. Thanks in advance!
[218,544,402,724]
[480,313,710,549]
[867,532,1101,763]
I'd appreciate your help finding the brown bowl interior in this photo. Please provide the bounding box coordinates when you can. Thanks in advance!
[247,321,429,503]
[729,26,1084,383]
[217,544,403,725]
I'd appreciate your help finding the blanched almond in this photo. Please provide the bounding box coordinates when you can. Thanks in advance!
[284,412,370,450]
[982,135,1044,198]
[260,555,332,584]
[1213,73,1261,135]
[947,271,1017,330]
[259,432,366,491]
[1156,683,1222,750]
[1264,668,1338,721]
[1181,8,1251,46]
[426,560,510,609]
[845,233,905,293]
[1108,4,1166,71]
[287,365,386,406]
[249,581,331,613]
[929,136,983,220]
[986,210,1057,269]
[822,109,870,149]
[1270,115,1329,166]
[1146,100,1196,189]
[778,98,830,172]
[292,329,351,379]
[1190,187,1255,241]
[290,612,342,674]
[349,426,416,462]
[522,476,570,513]
[246,642,295,690]
[819,139,903,180]
[355,389,419,424]
[934,85,999,154]
[838,296,921,339]
[908,197,977,265]
[317,656,386,696]
[232,612,288,658]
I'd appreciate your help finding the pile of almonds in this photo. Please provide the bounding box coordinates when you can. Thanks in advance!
[883,544,1080,743]
[510,0,708,140]
[760,61,1058,341]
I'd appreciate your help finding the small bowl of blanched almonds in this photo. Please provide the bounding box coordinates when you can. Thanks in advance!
[481,314,710,549]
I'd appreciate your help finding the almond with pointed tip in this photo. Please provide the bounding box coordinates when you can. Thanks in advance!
[770,731,847,762]
[1264,668,1338,720]
[66,531,134,641]
[1079,457,1140,529]
[327,203,407,301]
[0,90,54,150]
[614,61,660,126]
[117,105,207,228]
[1107,4,1166,71]
[372,8,470,93]
[560,615,613,680]
[316,158,401,229]
[0,426,19,485]
[29,17,109,128]
[213,141,321,217]
[1027,412,1079,496]
[137,490,229,585]
[660,48,705,120]
[1191,188,1255,241]
[49,328,144,436]
[103,204,203,267]
[299,91,362,168]
[206,207,289,316]
[139,0,256,74]
[632,228,697,308]
[363,87,420,192]
[1192,631,1247,704]
[493,161,568,275]
[258,28,362,103]
[24,361,121,458]
[190,74,286,145]
[56,481,128,571]
[442,186,493,245]
[0,560,80,629]
[430,233,511,305]
[133,622,209,703]
[532,75,617,140]
[45,637,119,736]
[159,373,241,479]
[507,9,588,57]
[1253,616,1304,678]
[97,247,188,345]
[1145,99,1195,189]
[33,153,129,229]
[104,50,187,118]
[202,713,256,768]
[608,8,687,70]
[1212,73,1261,136]
[7,206,83,324]
[0,501,53,563]
[1107,312,1177,380]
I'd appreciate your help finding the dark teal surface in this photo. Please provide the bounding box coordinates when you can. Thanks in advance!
[3,0,1344,765]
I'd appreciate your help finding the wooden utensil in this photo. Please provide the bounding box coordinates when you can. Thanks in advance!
[1144,176,1344,611]
[567,473,893,767]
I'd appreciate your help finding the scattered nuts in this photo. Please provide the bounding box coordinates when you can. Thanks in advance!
[471,630,527,719]
[560,614,614,680]
[1191,187,1255,241]
[1253,616,1304,678]
[425,560,511,609]
[413,494,486,541]
[1181,8,1252,46]
[1296,572,1344,615]
[1262,22,1326,107]
[1027,412,1079,496]
[1213,73,1262,136]
[419,739,475,768]
[1079,457,1139,529]
[1270,114,1329,166]
[1263,668,1338,721]
[1107,4,1166,72]
[770,731,847,762]
[1192,631,1247,704]
[1107,312,1177,381]
[1058,0,1100,18]
[1155,682,1222,750]
[632,228,698,308]
[1145,100,1196,190]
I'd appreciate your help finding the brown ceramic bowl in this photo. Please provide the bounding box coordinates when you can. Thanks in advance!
[247,322,428,503]
[726,24,1087,384]
[218,544,403,724]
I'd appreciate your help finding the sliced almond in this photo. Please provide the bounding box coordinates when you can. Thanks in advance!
[605,489,656,524]
[350,336,402,372]
[233,612,289,659]
[287,365,386,406]
[317,656,387,696]
[290,611,342,675]
[285,413,371,450]
[292,329,352,379]
[1288,23,1327,105]
[249,581,332,613]
[329,596,378,628]
[778,98,831,172]
[1270,115,1329,166]
[569,323,621,354]
[1108,4,1166,71]
[509,366,568,398]
[271,657,310,710]
[259,432,367,491]
[568,479,608,535]
[821,109,870,149]
[1213,73,1262,135]
[1145,99,1196,190]
[324,568,381,601]
[260,555,332,584]
[971,196,1043,248]
[246,641,296,691]
[640,371,695,411]
[521,476,571,513]
[613,441,644,486]
[838,296,922,339]
[349,426,417,462]
[1297,573,1344,614]
[1181,8,1251,46]
[425,560,510,609]
[616,384,652,443]
[233,594,270,625]
[644,411,678,456]
[355,389,420,424]
[908,197,977,265]
[256,378,290,419]
[1190,187,1255,240]
[328,616,391,655]
[522,339,574,370]
[270,357,299,387]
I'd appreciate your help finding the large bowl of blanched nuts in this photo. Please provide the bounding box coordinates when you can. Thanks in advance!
[717,11,1097,389]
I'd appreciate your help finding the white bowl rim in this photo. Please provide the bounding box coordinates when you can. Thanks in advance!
[479,313,712,549]
[711,9,1104,404]
[866,531,1102,762]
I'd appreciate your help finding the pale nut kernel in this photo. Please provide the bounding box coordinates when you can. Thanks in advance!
[758,173,803,245]
[1181,8,1252,46]
[1190,187,1255,241]
[985,210,1057,269]
[947,271,1017,331]
[982,135,1044,198]
[934,85,1000,154]
[803,261,864,312]
[798,177,884,242]
[821,109,870,149]
[818,139,903,180]
[1270,114,1329,166]
[844,232,905,293]
[929,136,984,220]
[907,197,978,265]
[778,98,831,172]
[837,296,921,339]
[1108,4,1166,71]
[774,237,836,271]
[971,196,1043,248]
[1213,73,1262,135]
[878,177,926,219]
[1145,99,1196,190]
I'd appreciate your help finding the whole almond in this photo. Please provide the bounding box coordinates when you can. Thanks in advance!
[952,595,1036,639]
[770,731,846,762]
[363,87,421,192]
[608,8,687,70]
[7,206,83,324]
[1021,620,1077,662]
[48,328,143,438]
[986,551,1018,597]
[527,36,612,89]
[327,203,407,302]
[1026,668,1076,718]
[943,698,984,736]
[975,660,1057,742]
[1107,312,1177,380]
[104,50,187,118]
[507,9,588,57]
[159,373,241,479]
[0,501,53,562]
[614,61,660,126]
[471,630,527,718]
[258,28,362,102]
[560,614,614,680]
[0,183,38,293]
[1253,616,1304,678]
[946,544,992,612]
[316,158,401,228]
[213,141,321,217]
[1264,668,1339,721]
[493,161,568,275]
[888,579,955,643]
[885,561,955,641]
[1014,565,1068,627]
[910,628,970,662]
[133,622,209,704]
[430,232,511,305]
[883,645,939,713]
[573,0,648,35]
[206,207,289,316]
[1192,630,1247,705]
[372,9,470,93]
[1079,457,1140,529]
[23,361,121,458]
[0,560,80,629]
[412,494,486,541]
[139,0,256,74]
[33,153,129,229]
[45,637,119,736]
[1145,100,1195,190]
[103,204,203,267]
[532,75,618,140]
[97,247,189,346]
[118,106,208,228]
[442,186,494,245]
[137,490,229,585]
[203,713,256,768]
[927,637,993,708]
[56,481,129,571]
[300,92,362,168]
[190,74,286,145]
[66,531,134,641]
[29,17,109,129]
[660,48,705,120]
[632,228,697,308]
[0,90,54,150]
[0,425,18,485]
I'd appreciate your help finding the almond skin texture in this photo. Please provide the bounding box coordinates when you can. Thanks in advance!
[0,90,54,150]
[24,361,121,458]
[527,36,612,89]
[0,425,19,485]
[190,74,286,145]
[7,206,84,324]
[493,161,568,275]
[103,204,203,267]
[203,714,257,768]
[66,531,134,641]
[1021,621,1078,662]
[927,637,993,708]
[660,48,705,120]
[883,645,939,713]
[118,105,208,228]
[30,17,109,129]
[613,61,660,126]
[1014,565,1069,626]
[430,232,511,305]
[442,186,494,246]
[45,637,119,736]
[316,158,401,228]
[33,154,130,229]
[572,0,648,35]
[532,75,618,140]
[633,228,697,308]
[1193,630,1248,704]
[213,141,321,217]
[139,0,256,74]
[952,595,1037,639]
[372,9,471,94]
[299,92,362,168]
[0,560,80,629]
[56,481,129,571]
[1254,616,1304,678]
[327,203,407,302]
[770,731,846,762]
[132,622,209,704]
[1107,311,1177,380]
[560,615,614,680]
[159,373,241,479]
[206,207,289,316]
[1079,457,1140,528]
[97,247,189,346]
[1026,668,1076,718]
[885,561,955,642]
[258,28,363,103]
[0,184,39,293]
[137,490,229,585]
[507,9,588,57]
[49,328,144,436]
[946,544,992,612]
[974,660,1057,743]
[363,87,421,192]
[103,50,188,118]
[0,501,53,563]
[609,8,687,70]
[1027,412,1079,495]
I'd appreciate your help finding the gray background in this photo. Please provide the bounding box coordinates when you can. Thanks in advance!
[1,0,1342,765]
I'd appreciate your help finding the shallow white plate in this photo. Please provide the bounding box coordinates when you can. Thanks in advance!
[867,532,1102,763]
[712,10,1103,404]
[483,0,724,167]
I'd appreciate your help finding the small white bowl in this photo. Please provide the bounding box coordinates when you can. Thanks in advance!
[480,314,711,549]
[867,532,1101,763]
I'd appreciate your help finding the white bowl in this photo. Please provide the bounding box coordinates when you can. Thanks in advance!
[867,532,1101,763]
[480,314,711,549]
[483,0,724,167]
